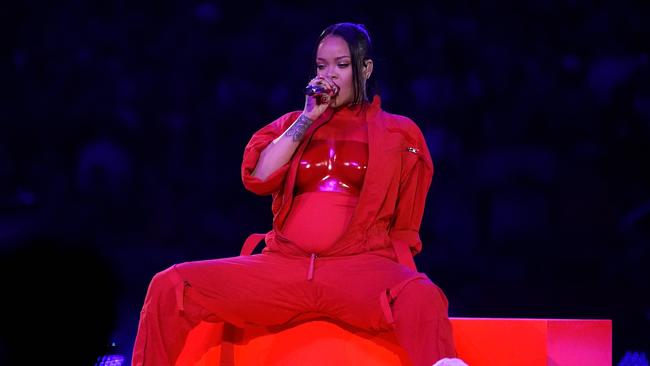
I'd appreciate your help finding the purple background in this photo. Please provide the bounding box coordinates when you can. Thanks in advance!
[2,1,649,363]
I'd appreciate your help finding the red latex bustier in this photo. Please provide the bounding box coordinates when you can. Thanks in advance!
[294,107,369,196]
[294,139,368,196]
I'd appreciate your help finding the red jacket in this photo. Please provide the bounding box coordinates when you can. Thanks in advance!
[240,96,434,271]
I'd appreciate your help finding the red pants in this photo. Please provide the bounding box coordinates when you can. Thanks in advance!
[132,251,456,366]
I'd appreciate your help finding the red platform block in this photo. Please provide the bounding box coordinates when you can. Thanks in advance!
[176,317,612,365]
[452,318,612,366]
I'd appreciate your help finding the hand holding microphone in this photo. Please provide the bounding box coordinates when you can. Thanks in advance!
[304,76,338,97]
[304,84,328,96]
[302,76,338,121]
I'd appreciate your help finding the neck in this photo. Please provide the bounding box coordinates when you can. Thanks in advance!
[334,99,368,111]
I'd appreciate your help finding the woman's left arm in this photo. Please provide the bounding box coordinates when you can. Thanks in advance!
[388,120,434,268]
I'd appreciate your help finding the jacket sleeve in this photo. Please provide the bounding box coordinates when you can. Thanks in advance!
[388,119,434,257]
[241,111,301,196]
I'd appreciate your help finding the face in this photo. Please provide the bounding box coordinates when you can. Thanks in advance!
[316,35,355,108]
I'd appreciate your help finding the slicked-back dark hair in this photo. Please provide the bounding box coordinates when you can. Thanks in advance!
[316,23,376,105]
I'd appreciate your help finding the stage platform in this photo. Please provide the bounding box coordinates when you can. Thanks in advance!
[176,317,612,365]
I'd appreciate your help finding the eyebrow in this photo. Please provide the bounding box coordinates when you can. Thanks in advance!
[316,56,351,61]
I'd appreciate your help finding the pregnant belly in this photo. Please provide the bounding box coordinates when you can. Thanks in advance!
[281,191,359,254]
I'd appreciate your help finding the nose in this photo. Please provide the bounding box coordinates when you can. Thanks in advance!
[325,65,337,79]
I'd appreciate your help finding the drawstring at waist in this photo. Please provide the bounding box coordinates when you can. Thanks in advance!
[307,253,317,280]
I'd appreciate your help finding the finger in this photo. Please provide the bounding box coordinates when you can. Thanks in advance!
[307,78,330,95]
[320,76,334,88]
[310,76,327,87]
[321,77,339,95]
[319,94,330,104]
[312,75,335,92]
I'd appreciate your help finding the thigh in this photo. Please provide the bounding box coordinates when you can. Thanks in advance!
[175,252,315,327]
[313,254,428,331]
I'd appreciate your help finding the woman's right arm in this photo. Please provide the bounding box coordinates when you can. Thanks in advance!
[251,75,338,181]
[251,113,314,181]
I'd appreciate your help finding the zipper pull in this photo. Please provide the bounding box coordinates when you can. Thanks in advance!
[307,253,317,281]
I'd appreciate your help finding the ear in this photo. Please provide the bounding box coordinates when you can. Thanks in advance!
[362,59,374,80]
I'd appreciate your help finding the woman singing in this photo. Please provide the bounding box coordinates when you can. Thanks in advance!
[132,22,466,366]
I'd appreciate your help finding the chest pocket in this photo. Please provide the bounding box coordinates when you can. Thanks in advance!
[397,145,423,186]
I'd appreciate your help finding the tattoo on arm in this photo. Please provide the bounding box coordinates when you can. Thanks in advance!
[285,114,313,142]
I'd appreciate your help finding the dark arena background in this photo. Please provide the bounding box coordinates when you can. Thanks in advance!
[2,1,649,365]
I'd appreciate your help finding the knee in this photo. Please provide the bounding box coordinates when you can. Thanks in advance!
[395,279,449,314]
[146,265,181,298]
[151,265,174,283]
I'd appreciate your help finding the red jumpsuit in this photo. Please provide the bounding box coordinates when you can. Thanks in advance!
[132,96,457,365]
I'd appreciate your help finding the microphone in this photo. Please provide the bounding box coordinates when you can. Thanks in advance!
[304,84,327,96]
